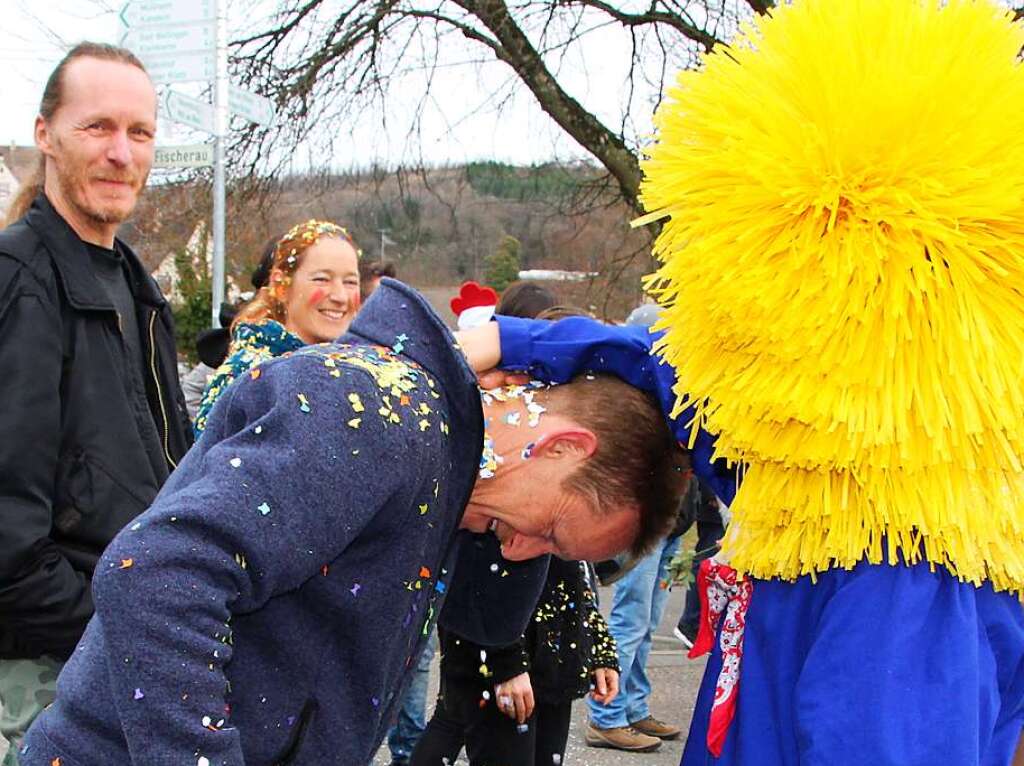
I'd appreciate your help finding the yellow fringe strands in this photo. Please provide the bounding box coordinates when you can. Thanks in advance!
[639,0,1024,593]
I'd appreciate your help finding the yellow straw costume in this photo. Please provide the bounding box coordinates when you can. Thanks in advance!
[639,0,1024,594]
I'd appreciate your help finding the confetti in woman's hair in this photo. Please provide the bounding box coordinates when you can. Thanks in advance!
[233,219,362,329]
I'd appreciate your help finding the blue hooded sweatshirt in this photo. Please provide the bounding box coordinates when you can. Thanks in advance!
[21,280,484,766]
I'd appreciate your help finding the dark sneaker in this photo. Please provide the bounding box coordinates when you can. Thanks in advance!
[674,622,698,649]
[585,722,661,752]
[630,715,683,740]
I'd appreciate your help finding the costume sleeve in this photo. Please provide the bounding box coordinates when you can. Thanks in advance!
[91,355,415,766]
[0,267,93,659]
[495,315,737,504]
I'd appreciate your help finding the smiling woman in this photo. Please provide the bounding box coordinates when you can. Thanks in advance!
[193,219,362,435]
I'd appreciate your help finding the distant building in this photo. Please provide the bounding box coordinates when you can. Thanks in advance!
[517,268,599,282]
[0,144,38,220]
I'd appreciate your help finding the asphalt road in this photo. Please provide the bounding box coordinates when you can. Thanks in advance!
[374,581,705,766]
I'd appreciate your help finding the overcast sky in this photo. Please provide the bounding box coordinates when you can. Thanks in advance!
[0,0,654,170]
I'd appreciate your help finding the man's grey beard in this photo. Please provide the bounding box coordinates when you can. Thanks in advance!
[55,157,146,226]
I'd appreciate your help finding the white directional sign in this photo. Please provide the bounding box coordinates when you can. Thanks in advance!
[229,86,276,127]
[122,21,215,57]
[144,49,216,85]
[121,0,216,27]
[154,144,214,168]
[162,90,215,133]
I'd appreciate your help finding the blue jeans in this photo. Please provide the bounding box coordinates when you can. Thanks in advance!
[588,534,681,729]
[387,630,438,762]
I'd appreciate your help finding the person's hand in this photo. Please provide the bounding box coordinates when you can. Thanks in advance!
[590,667,619,705]
[477,369,530,389]
[494,672,535,724]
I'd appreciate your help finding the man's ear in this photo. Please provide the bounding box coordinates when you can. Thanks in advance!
[534,428,598,462]
[35,115,54,157]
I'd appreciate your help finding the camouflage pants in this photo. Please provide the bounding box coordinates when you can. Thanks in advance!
[0,657,63,766]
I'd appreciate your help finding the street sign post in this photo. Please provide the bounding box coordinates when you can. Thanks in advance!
[211,2,229,328]
[163,90,215,133]
[120,0,215,27]
[120,0,241,326]
[229,86,276,127]
[154,144,214,168]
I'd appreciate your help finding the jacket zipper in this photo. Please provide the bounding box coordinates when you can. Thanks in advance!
[149,309,177,470]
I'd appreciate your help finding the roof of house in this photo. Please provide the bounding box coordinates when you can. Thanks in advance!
[0,145,39,182]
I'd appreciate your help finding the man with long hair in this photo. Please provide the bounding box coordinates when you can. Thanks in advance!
[0,43,191,761]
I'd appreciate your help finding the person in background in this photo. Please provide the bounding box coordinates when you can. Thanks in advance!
[673,479,725,649]
[180,302,237,420]
[360,259,397,301]
[193,219,361,435]
[410,555,619,766]
[491,281,558,321]
[581,303,686,753]
[0,42,192,764]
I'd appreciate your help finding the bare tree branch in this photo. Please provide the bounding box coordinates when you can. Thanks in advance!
[572,0,721,50]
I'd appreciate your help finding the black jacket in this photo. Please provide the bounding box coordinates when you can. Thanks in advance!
[439,556,618,705]
[0,195,192,660]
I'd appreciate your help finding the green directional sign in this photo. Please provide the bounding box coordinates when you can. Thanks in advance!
[162,90,215,133]
[229,86,276,127]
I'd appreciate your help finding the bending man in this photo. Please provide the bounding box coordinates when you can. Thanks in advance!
[20,279,686,766]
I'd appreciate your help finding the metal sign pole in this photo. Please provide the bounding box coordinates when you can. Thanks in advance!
[210,0,228,327]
